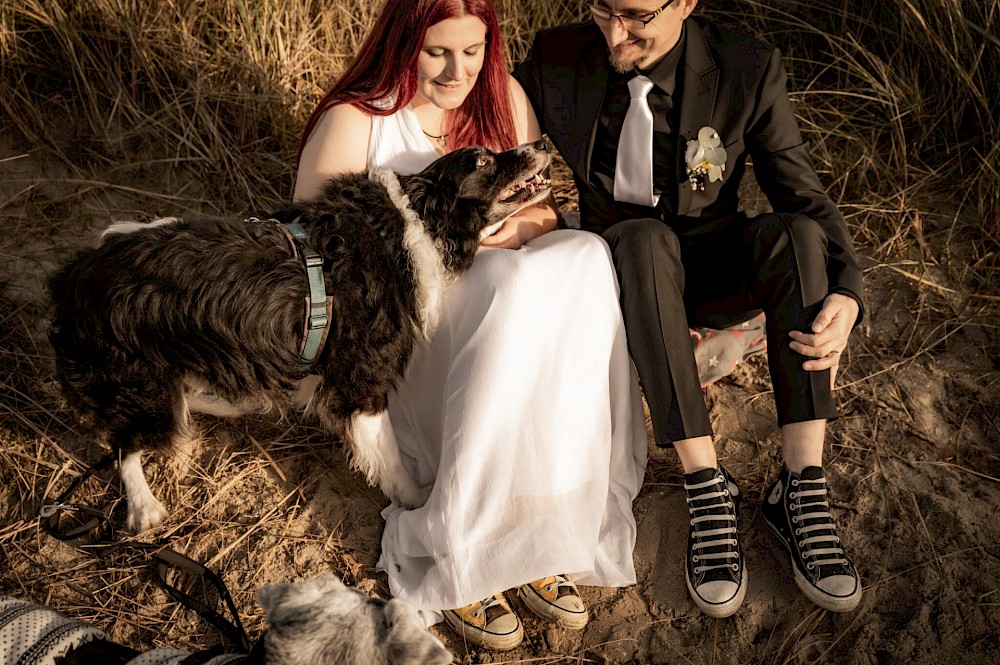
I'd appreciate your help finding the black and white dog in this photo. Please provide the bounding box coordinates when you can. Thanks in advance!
[48,143,552,531]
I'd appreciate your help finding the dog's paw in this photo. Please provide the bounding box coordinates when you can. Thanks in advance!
[398,483,432,509]
[126,496,169,532]
[384,598,453,664]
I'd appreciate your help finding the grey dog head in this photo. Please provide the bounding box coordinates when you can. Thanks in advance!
[256,574,452,665]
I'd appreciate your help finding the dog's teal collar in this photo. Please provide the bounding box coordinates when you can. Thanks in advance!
[283,219,330,374]
[247,216,331,374]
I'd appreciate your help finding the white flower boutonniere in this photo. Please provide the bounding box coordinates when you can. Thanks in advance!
[685,126,727,191]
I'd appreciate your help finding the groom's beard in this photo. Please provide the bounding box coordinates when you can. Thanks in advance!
[609,45,641,73]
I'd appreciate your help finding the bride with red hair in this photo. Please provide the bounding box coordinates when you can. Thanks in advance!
[295,0,646,652]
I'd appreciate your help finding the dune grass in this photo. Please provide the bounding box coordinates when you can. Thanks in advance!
[2,0,995,281]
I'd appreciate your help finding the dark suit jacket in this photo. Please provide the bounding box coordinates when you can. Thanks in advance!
[514,17,864,311]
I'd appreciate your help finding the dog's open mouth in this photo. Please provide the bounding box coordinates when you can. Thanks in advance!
[499,171,552,204]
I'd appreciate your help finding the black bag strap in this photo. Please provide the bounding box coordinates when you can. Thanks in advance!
[39,455,252,653]
[151,547,251,652]
[41,452,116,540]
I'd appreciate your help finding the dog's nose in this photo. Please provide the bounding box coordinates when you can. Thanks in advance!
[532,140,547,151]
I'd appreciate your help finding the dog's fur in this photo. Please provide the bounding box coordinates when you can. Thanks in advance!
[3,574,451,665]
[48,143,551,531]
[257,573,452,665]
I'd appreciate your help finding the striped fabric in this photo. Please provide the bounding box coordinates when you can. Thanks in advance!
[0,596,247,665]
[0,596,104,665]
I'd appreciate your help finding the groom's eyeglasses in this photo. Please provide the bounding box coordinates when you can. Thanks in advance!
[589,0,678,32]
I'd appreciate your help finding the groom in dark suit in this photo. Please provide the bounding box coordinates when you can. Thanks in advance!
[515,0,864,617]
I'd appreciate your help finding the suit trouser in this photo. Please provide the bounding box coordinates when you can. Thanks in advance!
[601,213,838,446]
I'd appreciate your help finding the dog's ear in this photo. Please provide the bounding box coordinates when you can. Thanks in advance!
[257,573,348,619]
[403,175,460,224]
[256,582,293,618]
[383,599,454,665]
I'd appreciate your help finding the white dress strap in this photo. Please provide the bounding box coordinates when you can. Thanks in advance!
[368,105,440,175]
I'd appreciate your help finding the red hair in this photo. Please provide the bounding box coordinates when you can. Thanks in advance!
[297,0,517,163]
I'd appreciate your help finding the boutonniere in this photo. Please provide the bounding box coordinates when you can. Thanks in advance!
[685,126,727,191]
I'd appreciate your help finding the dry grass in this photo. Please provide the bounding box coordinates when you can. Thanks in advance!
[1,0,999,662]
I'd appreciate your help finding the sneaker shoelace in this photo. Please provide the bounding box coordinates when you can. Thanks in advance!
[542,574,578,598]
[470,593,508,620]
[685,473,738,575]
[790,474,848,571]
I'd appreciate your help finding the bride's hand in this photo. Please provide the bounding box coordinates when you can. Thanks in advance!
[479,204,557,249]
[479,218,534,249]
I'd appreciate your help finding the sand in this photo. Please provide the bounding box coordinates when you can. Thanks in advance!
[0,133,997,665]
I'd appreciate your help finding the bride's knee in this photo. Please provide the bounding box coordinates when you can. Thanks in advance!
[549,228,613,259]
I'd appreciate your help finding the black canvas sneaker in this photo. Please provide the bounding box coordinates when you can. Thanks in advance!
[762,465,862,612]
[683,465,746,617]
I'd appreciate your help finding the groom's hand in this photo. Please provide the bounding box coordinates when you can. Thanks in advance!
[788,293,859,376]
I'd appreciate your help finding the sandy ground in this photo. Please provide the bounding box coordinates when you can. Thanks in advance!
[1,132,998,665]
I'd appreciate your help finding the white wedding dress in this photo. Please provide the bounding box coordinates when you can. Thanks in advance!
[371,105,647,622]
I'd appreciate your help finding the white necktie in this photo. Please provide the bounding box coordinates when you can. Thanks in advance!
[613,75,659,208]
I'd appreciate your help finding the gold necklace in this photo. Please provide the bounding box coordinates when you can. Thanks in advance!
[422,129,449,149]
